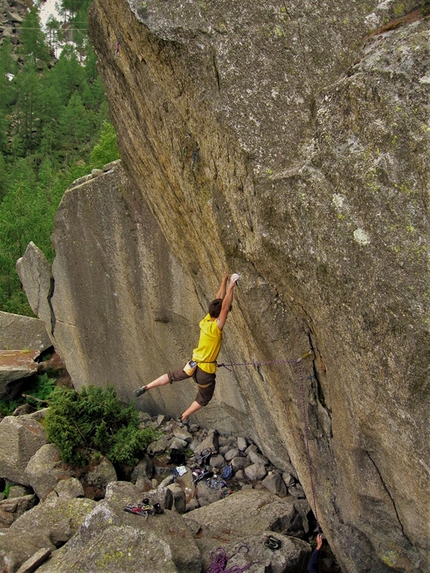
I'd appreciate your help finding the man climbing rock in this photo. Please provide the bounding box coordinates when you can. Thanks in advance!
[134,272,240,425]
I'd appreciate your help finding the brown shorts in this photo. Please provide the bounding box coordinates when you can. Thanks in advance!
[168,365,216,407]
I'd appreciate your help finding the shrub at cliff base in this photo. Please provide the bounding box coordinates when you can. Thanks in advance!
[45,385,158,467]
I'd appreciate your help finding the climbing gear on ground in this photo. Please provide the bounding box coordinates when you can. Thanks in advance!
[183,360,198,376]
[221,465,233,480]
[172,465,187,478]
[206,545,254,573]
[195,447,217,465]
[264,535,282,550]
[134,386,147,397]
[206,476,227,490]
[192,468,214,483]
[123,500,163,518]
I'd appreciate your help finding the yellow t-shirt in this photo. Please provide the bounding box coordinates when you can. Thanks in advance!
[192,314,223,374]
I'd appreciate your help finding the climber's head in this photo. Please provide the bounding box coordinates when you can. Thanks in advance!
[208,298,222,318]
[208,298,232,318]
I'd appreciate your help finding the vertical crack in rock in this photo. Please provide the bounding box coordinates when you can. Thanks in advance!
[366,450,413,547]
[47,277,56,338]
[212,49,221,92]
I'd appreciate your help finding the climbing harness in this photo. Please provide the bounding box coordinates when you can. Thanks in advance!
[206,545,254,573]
[218,350,322,533]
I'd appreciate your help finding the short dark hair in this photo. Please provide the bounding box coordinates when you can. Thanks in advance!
[208,298,223,318]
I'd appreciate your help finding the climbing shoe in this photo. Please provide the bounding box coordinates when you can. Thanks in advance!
[134,386,147,397]
[176,416,190,428]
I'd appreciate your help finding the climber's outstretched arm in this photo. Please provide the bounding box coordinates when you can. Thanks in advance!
[215,271,228,300]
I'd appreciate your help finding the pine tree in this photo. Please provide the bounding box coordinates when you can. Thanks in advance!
[20,7,50,64]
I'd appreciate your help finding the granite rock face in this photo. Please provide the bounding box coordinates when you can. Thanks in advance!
[0,311,52,353]
[17,1,429,572]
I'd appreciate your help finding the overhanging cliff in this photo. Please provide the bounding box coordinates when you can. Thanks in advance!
[17,1,429,572]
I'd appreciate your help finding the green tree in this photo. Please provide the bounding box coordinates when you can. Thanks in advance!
[59,92,92,157]
[90,120,119,168]
[0,0,116,314]
[44,15,61,54]
[0,39,18,152]
[13,60,42,155]
[50,45,85,105]
[0,157,68,313]
[20,7,50,64]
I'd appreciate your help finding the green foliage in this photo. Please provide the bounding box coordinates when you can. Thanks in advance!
[20,7,50,64]
[0,2,120,315]
[0,372,57,416]
[45,385,159,467]
[90,121,120,168]
[2,483,11,498]
[26,373,56,404]
[422,1,430,16]
[0,398,21,417]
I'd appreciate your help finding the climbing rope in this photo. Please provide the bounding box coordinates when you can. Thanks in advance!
[218,350,312,372]
[206,546,254,573]
[218,350,321,532]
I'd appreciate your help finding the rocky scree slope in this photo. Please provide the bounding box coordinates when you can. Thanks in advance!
[0,409,328,573]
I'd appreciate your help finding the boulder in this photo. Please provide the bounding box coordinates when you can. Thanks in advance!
[0,350,40,401]
[246,444,270,466]
[79,456,117,500]
[0,415,47,484]
[262,471,287,498]
[38,525,179,573]
[104,480,142,505]
[0,495,97,572]
[192,429,219,459]
[130,454,154,488]
[183,489,312,571]
[206,533,311,573]
[0,494,38,529]
[36,500,202,573]
[15,548,52,573]
[0,311,52,353]
[24,443,73,501]
[16,242,54,339]
[244,463,268,482]
[166,482,186,514]
[54,478,84,499]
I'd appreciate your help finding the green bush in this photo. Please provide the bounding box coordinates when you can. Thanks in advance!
[0,399,20,417]
[0,373,56,416]
[25,373,56,405]
[45,385,158,467]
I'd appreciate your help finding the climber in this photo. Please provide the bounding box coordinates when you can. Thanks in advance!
[307,534,323,573]
[134,271,240,425]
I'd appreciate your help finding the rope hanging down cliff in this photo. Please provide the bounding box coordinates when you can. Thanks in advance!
[219,350,321,533]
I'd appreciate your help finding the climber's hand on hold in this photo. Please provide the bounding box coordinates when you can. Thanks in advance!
[230,273,241,287]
